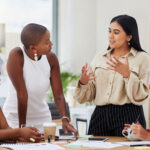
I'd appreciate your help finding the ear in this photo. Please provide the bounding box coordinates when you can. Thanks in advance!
[29,45,36,51]
[127,35,132,42]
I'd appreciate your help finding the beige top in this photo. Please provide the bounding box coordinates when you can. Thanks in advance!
[75,48,150,106]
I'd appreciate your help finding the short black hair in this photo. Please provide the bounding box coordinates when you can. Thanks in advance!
[108,15,144,52]
[21,23,47,49]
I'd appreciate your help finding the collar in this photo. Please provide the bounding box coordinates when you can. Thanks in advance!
[102,47,138,58]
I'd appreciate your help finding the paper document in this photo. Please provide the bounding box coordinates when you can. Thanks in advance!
[116,141,150,146]
[66,140,122,148]
[1,143,64,150]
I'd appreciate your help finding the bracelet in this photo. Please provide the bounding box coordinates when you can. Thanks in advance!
[61,116,70,122]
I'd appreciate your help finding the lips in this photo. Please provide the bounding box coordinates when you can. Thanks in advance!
[109,40,115,45]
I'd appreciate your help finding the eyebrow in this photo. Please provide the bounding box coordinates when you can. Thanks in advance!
[108,27,120,32]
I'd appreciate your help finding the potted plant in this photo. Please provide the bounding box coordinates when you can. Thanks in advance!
[48,72,79,101]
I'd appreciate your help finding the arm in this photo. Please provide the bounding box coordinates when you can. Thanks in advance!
[0,107,20,140]
[0,108,9,129]
[75,81,96,104]
[47,52,77,137]
[124,70,150,105]
[0,127,43,142]
[0,108,43,141]
[7,48,28,127]
[75,63,96,104]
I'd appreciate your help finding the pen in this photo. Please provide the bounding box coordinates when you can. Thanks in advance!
[135,114,140,123]
[130,144,150,147]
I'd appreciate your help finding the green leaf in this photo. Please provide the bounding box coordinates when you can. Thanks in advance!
[48,72,79,101]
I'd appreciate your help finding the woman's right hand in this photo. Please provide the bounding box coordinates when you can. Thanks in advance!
[79,63,95,85]
[130,123,150,140]
[19,127,44,142]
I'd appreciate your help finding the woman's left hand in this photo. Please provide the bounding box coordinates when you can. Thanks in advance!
[62,119,78,138]
[107,56,130,78]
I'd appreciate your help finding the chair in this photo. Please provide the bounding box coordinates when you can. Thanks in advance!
[47,102,70,120]
[76,118,88,135]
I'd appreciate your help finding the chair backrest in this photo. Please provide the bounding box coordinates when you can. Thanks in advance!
[48,102,70,120]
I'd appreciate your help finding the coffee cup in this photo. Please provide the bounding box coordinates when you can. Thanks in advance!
[43,122,56,141]
[122,128,140,141]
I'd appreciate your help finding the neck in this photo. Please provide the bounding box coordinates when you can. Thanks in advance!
[112,45,131,59]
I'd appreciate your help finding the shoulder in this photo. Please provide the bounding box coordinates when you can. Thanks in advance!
[47,51,57,60]
[46,52,59,68]
[137,51,150,58]
[133,50,150,74]
[7,47,23,66]
[9,47,23,57]
[135,51,150,64]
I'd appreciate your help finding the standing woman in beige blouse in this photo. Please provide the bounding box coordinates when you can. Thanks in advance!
[75,15,150,136]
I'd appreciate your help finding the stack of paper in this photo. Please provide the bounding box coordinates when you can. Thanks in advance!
[1,143,64,150]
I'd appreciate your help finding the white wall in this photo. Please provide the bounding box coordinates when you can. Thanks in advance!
[58,0,150,127]
[58,0,150,72]
[58,0,96,73]
[5,32,21,58]
[96,0,150,53]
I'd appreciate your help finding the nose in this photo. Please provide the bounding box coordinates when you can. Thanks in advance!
[108,32,114,39]
[50,41,53,46]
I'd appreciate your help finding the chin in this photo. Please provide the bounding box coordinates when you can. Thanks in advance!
[109,45,115,49]
[46,49,51,54]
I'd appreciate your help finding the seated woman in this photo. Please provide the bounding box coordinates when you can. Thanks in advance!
[0,107,43,142]
[124,122,150,141]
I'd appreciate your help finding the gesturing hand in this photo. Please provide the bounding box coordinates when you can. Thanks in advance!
[107,56,130,78]
[80,63,95,85]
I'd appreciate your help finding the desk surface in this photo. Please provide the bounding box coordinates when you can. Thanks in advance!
[0,136,139,150]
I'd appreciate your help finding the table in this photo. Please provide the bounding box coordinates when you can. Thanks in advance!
[0,136,139,150]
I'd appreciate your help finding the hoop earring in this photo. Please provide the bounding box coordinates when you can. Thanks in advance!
[128,41,130,46]
[33,49,38,61]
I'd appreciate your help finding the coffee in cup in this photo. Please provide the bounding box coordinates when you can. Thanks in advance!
[43,122,56,141]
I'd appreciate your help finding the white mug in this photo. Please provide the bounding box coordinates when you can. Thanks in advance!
[122,128,140,141]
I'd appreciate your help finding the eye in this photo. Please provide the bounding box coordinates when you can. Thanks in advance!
[114,31,119,35]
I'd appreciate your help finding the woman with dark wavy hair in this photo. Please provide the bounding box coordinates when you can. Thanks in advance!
[75,15,150,136]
